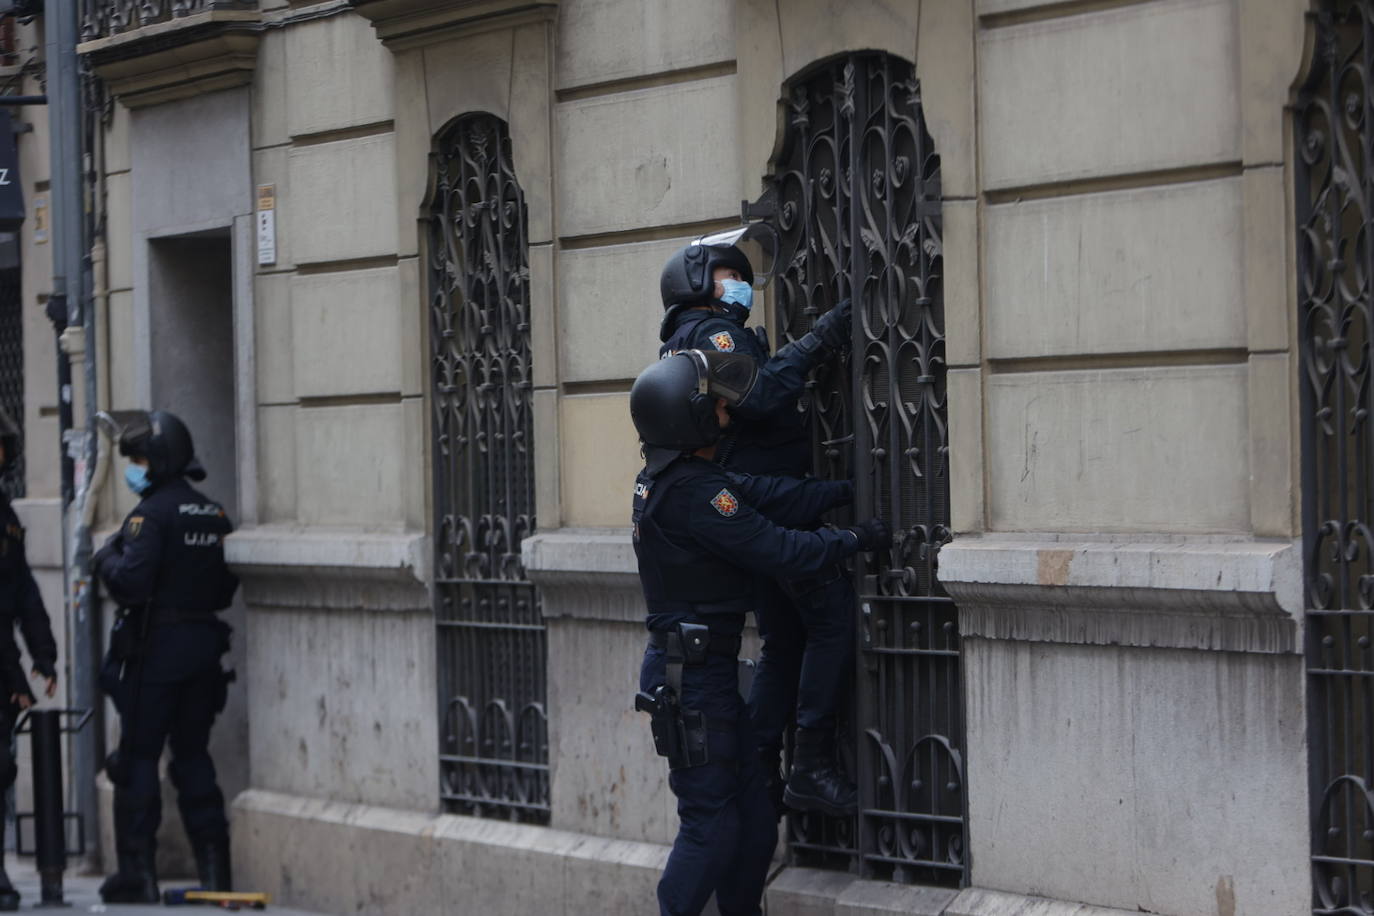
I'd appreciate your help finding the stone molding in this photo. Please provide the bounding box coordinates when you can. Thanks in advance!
[348,0,557,50]
[225,525,429,612]
[939,534,1302,654]
[521,528,642,623]
[77,11,263,110]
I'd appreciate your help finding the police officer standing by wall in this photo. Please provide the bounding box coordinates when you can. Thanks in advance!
[92,410,238,904]
[0,409,58,911]
[657,232,862,816]
[630,350,888,916]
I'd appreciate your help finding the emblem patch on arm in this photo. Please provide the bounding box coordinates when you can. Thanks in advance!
[709,330,735,352]
[710,488,739,517]
[126,516,144,538]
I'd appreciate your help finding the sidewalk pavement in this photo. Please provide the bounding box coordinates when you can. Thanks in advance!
[5,857,331,915]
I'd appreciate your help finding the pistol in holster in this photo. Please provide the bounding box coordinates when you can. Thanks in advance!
[634,622,713,769]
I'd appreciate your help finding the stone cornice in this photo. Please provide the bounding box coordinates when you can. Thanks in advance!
[521,528,642,623]
[348,0,557,51]
[226,525,430,612]
[939,534,1302,654]
[77,10,263,110]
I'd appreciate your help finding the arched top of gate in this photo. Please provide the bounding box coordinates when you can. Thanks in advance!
[760,50,921,180]
[1291,0,1361,105]
[421,110,514,214]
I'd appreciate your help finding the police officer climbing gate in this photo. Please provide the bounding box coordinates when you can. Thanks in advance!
[657,229,867,819]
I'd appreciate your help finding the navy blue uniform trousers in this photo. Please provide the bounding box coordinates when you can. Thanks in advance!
[640,643,776,916]
[108,620,229,847]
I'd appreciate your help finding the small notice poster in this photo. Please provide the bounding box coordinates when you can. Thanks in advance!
[256,184,276,266]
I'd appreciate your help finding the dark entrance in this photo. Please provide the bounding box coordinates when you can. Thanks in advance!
[762,52,963,885]
[427,112,549,822]
[1297,3,1374,912]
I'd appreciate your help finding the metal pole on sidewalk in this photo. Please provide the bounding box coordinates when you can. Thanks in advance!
[44,0,100,871]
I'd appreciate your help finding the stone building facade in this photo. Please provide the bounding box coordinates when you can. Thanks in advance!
[4,0,1337,913]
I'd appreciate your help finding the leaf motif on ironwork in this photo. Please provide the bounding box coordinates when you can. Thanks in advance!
[839,62,856,118]
[790,86,811,128]
[860,226,883,256]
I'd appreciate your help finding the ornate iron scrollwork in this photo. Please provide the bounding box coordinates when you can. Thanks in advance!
[1299,3,1374,911]
[428,113,548,823]
[79,0,255,41]
[768,52,961,885]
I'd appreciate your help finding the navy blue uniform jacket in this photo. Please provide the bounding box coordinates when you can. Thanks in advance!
[632,455,857,633]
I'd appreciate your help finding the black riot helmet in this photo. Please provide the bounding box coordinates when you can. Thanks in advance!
[658,223,778,341]
[659,242,754,312]
[631,349,759,474]
[97,409,206,483]
[0,407,19,473]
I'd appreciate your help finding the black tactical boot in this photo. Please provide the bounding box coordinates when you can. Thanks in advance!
[758,747,786,820]
[192,834,232,892]
[783,727,858,817]
[99,843,159,904]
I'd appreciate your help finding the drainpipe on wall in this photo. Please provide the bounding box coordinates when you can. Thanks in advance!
[44,0,101,869]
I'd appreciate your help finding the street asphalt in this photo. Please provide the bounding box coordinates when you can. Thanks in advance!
[4,857,330,915]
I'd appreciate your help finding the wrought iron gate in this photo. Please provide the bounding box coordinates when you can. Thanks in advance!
[766,52,962,885]
[1300,2,1374,910]
[428,113,548,822]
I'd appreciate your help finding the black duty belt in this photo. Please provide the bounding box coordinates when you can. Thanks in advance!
[648,629,741,658]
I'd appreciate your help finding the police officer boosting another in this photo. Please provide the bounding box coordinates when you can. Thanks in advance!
[630,350,888,916]
[0,409,58,911]
[92,410,238,904]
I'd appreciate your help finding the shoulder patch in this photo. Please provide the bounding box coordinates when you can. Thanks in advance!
[709,330,735,352]
[710,488,740,518]
[126,516,144,538]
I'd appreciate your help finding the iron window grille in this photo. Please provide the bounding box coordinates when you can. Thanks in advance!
[765,52,963,885]
[428,113,548,823]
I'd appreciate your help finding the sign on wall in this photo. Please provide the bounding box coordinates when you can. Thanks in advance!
[256,184,275,266]
[0,110,24,232]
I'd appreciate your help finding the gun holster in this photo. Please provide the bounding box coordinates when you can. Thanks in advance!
[635,686,709,770]
[108,605,148,662]
[635,623,714,769]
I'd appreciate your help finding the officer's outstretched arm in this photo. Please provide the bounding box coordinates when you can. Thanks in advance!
[691,318,816,421]
[689,481,857,580]
[98,514,165,606]
[725,472,852,527]
[0,620,30,706]
[15,570,56,679]
[11,541,56,678]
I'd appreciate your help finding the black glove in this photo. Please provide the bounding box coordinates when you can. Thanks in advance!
[810,297,853,351]
[846,516,890,552]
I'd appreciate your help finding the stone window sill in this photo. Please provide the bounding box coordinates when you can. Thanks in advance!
[226,525,429,612]
[938,534,1302,654]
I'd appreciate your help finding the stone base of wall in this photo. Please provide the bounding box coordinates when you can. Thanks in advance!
[232,789,1144,916]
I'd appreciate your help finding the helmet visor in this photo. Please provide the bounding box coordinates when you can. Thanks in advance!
[684,350,759,406]
[96,410,154,457]
[693,223,778,290]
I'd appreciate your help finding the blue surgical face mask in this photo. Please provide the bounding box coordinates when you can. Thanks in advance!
[717,278,753,312]
[124,464,151,496]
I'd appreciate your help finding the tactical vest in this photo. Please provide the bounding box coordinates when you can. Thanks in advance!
[632,459,752,616]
